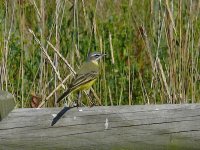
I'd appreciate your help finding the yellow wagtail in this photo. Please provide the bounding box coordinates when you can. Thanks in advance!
[57,51,105,104]
[51,52,105,126]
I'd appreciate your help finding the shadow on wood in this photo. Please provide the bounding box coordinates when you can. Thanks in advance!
[0,104,200,149]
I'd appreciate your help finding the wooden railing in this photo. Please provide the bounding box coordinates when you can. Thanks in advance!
[0,91,15,121]
[0,91,200,149]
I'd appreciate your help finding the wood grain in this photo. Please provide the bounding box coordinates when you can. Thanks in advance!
[0,104,200,149]
[0,90,15,121]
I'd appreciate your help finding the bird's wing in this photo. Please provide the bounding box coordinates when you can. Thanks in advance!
[57,62,99,103]
[69,71,98,91]
[56,71,98,103]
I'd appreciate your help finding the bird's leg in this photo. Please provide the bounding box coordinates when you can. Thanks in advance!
[86,89,95,107]
[76,91,82,108]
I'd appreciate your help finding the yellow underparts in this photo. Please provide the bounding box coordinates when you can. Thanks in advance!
[73,79,97,92]
[71,60,98,93]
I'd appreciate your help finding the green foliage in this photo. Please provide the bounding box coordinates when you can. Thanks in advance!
[0,0,200,108]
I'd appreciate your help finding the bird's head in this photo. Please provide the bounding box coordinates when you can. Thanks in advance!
[87,52,106,62]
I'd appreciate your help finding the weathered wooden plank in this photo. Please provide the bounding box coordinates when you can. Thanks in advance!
[0,91,15,121]
[0,104,200,149]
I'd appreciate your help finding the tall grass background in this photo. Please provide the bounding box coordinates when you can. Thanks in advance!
[0,0,199,108]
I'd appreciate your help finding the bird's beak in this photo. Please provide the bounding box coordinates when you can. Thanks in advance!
[101,53,106,57]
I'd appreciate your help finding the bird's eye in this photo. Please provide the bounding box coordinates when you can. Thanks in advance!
[95,54,100,58]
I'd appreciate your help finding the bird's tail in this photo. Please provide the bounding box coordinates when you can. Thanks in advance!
[56,88,71,103]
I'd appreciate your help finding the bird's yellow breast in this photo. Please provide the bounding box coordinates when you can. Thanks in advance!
[74,79,97,92]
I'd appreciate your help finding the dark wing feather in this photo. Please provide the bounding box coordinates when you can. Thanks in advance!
[56,71,98,103]
[69,71,98,89]
[56,88,71,103]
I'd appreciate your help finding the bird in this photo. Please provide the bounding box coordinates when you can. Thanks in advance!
[57,51,106,103]
[51,52,105,126]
